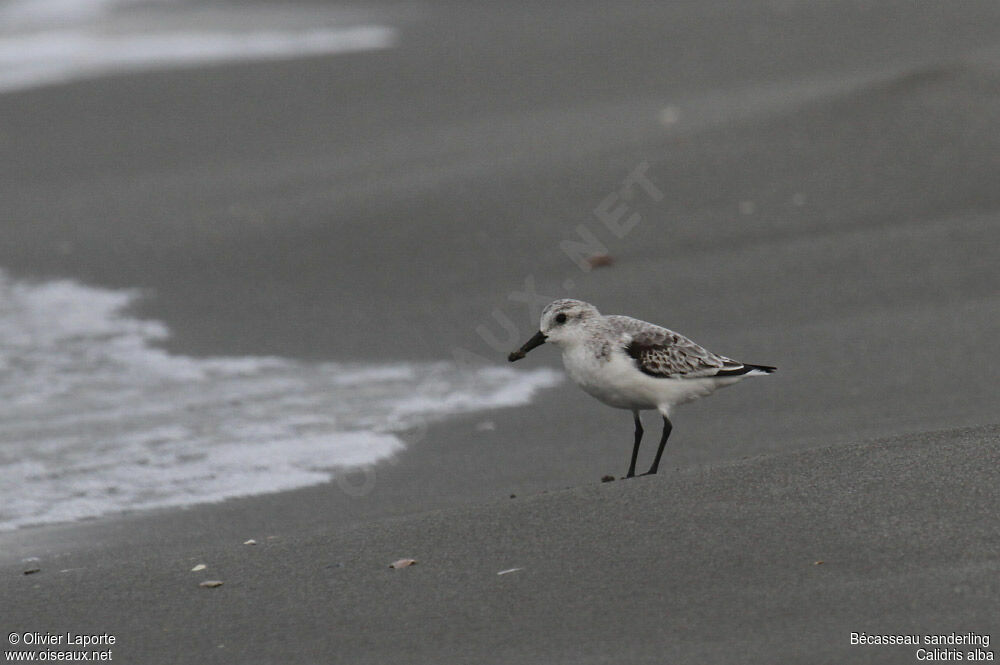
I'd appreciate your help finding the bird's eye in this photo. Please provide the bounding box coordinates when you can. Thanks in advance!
[555,313,567,324]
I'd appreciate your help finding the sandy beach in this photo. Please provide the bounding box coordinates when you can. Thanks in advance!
[4,424,998,664]
[2,1,999,662]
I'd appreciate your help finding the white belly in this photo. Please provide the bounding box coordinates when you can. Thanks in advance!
[561,345,736,413]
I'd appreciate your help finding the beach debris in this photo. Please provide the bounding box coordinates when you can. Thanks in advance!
[509,494,517,499]
[23,568,41,575]
[814,561,825,566]
[325,562,345,570]
[497,568,523,576]
[191,564,207,572]
[389,558,418,569]
[243,539,257,546]
[601,475,615,483]
[199,580,224,588]
[586,254,614,268]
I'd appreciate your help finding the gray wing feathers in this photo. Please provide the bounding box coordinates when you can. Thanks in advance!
[608,315,742,379]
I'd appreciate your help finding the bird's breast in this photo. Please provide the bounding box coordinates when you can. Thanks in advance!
[560,345,658,410]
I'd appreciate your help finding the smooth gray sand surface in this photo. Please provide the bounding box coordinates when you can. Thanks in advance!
[2,1,999,662]
[3,425,998,664]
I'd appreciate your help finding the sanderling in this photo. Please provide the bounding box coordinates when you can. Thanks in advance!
[508,299,775,478]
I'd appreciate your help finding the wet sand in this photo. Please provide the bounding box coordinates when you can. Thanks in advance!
[4,425,998,664]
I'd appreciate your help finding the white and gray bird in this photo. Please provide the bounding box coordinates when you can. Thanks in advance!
[508,299,775,478]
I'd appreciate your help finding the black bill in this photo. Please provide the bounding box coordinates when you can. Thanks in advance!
[508,330,547,362]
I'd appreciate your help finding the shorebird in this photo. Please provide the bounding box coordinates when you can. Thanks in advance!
[508,299,775,478]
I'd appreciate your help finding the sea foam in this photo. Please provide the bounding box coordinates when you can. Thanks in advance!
[0,271,560,530]
[0,0,398,93]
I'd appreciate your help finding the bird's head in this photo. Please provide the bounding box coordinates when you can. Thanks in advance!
[508,299,601,361]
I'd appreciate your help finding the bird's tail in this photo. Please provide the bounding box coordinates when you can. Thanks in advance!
[744,364,777,376]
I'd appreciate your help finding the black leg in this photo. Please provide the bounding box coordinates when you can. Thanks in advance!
[626,411,643,478]
[644,416,673,476]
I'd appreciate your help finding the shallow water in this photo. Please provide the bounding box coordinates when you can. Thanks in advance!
[0,270,560,530]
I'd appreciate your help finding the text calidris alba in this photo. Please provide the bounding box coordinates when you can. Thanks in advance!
[508,299,775,478]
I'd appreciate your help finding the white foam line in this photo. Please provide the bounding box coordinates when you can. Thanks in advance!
[0,0,120,28]
[0,24,397,93]
[0,270,562,531]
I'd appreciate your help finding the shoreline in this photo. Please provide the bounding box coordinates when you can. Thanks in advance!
[4,423,998,663]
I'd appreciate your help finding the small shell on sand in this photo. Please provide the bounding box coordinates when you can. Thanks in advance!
[243,539,257,546]
[389,558,418,569]
[199,580,224,588]
[191,564,207,572]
